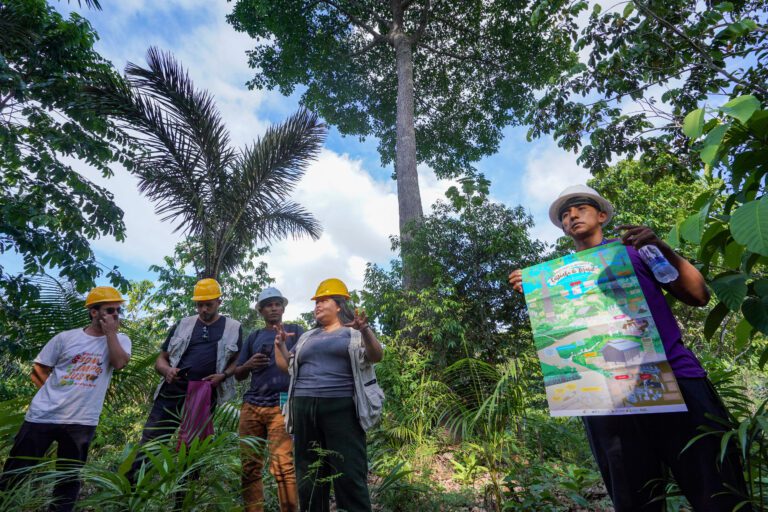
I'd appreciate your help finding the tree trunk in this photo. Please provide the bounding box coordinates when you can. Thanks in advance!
[392,26,426,290]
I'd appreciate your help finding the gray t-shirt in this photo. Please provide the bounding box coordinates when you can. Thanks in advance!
[293,328,354,398]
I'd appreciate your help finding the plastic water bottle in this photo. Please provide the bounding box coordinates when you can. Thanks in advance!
[638,245,679,283]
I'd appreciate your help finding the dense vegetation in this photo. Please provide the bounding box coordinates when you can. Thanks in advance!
[1,0,767,510]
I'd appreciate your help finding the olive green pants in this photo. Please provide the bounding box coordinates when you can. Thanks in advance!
[291,396,371,512]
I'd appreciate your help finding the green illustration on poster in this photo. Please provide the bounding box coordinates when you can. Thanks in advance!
[522,242,687,417]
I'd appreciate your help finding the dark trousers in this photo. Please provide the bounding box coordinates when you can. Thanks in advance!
[583,378,750,511]
[292,396,371,512]
[0,421,96,512]
[127,390,186,482]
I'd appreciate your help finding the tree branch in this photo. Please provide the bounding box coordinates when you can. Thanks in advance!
[322,0,386,40]
[351,36,388,55]
[420,41,503,70]
[634,0,768,96]
[412,0,430,44]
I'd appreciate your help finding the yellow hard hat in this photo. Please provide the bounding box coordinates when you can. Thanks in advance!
[84,286,125,308]
[192,278,222,301]
[311,278,350,300]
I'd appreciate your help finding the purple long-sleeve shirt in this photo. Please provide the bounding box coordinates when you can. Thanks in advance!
[611,240,707,378]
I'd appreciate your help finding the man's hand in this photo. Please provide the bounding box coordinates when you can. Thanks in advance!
[617,224,663,249]
[242,353,269,371]
[163,367,180,384]
[508,269,523,294]
[343,309,370,331]
[203,373,227,388]
[99,312,120,336]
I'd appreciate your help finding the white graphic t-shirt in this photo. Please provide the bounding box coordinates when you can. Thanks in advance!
[25,328,132,426]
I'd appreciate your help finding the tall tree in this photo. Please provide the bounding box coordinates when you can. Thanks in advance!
[528,0,767,176]
[364,188,545,365]
[93,48,325,279]
[0,0,132,306]
[227,0,574,288]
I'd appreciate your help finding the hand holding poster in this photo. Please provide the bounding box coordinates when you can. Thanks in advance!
[522,242,687,417]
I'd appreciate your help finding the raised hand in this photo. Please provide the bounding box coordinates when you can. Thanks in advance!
[274,323,296,349]
[343,308,370,331]
[99,312,120,336]
[508,269,523,294]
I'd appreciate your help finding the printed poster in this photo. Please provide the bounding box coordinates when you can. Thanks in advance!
[522,242,687,417]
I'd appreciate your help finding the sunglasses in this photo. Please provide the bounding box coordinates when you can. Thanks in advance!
[103,307,122,315]
[201,325,209,341]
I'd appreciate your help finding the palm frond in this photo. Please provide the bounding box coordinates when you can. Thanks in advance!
[238,108,326,200]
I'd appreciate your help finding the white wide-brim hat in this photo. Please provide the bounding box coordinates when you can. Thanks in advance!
[548,184,615,228]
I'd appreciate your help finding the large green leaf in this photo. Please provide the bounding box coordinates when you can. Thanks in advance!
[704,301,730,340]
[734,318,753,351]
[730,196,768,256]
[719,95,761,124]
[723,240,746,269]
[680,200,712,245]
[710,273,748,311]
[699,124,729,165]
[682,108,705,138]
[742,296,768,335]
[754,279,768,298]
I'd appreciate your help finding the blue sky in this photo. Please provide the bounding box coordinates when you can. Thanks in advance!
[2,0,593,318]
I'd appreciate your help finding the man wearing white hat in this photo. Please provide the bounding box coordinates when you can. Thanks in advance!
[509,185,748,511]
[234,287,303,512]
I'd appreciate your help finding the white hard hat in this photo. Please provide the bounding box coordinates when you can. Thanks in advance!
[257,287,288,307]
[548,184,614,228]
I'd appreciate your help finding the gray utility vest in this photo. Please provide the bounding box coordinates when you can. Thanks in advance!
[283,327,385,433]
[153,315,241,405]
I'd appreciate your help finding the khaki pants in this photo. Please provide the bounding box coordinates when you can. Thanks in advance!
[239,403,298,512]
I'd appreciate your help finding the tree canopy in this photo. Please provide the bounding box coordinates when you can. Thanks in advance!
[0,0,133,306]
[227,0,574,287]
[528,0,767,176]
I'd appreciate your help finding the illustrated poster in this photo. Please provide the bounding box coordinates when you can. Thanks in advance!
[522,242,687,416]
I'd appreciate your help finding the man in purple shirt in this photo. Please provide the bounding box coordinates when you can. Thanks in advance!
[509,185,749,511]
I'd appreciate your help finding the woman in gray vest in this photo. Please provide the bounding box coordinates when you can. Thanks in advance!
[275,278,384,512]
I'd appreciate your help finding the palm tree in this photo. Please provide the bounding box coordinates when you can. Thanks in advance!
[94,47,325,278]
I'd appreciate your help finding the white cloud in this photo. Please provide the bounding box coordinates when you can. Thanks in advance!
[264,150,452,320]
[522,141,591,245]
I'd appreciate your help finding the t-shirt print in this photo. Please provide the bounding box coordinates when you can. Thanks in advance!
[59,352,105,387]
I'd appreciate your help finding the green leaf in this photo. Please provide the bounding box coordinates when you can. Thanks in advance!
[680,200,712,245]
[699,124,729,165]
[724,240,746,269]
[747,110,768,136]
[719,95,761,124]
[730,196,768,256]
[754,279,768,298]
[680,214,703,244]
[704,301,729,340]
[742,296,768,335]
[682,108,705,139]
[710,273,748,311]
[715,2,734,12]
[734,318,753,351]
[622,2,635,18]
[665,223,680,249]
